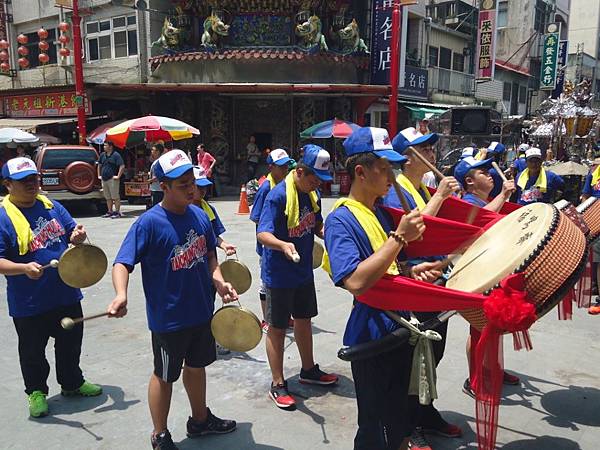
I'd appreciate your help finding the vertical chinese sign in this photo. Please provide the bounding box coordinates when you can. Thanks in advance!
[540,23,561,91]
[475,0,497,81]
[551,40,568,98]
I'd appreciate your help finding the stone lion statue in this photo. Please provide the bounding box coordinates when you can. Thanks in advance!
[338,19,369,54]
[152,17,180,51]
[296,15,328,51]
[201,15,230,49]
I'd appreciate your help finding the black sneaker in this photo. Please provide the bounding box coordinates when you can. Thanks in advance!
[463,378,475,399]
[151,429,178,450]
[299,364,338,386]
[408,428,432,450]
[186,408,236,437]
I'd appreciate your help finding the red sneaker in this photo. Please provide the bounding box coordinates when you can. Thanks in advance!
[299,364,338,386]
[588,304,600,315]
[269,381,296,409]
[424,421,463,438]
[503,371,520,385]
[408,428,432,450]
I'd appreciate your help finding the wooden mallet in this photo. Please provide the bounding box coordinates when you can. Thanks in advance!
[40,259,59,270]
[61,311,111,330]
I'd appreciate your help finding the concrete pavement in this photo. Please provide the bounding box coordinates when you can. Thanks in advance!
[1,197,599,450]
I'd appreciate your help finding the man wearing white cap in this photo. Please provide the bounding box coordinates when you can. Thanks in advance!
[515,147,564,205]
[510,143,529,177]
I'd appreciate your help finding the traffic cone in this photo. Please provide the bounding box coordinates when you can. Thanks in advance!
[236,184,250,215]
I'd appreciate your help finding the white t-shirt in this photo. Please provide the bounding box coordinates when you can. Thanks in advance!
[422,171,437,188]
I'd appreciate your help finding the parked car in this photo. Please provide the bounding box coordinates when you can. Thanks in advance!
[33,145,107,214]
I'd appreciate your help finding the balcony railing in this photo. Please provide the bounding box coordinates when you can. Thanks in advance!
[428,67,475,97]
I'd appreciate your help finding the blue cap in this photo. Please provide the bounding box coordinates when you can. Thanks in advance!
[154,149,193,180]
[460,147,476,159]
[267,148,293,166]
[343,127,406,163]
[1,157,39,180]
[193,166,213,187]
[454,156,493,187]
[392,127,439,154]
[301,144,333,181]
[487,142,506,155]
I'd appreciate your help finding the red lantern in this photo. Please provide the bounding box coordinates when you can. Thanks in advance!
[37,28,49,40]
[58,34,70,45]
[59,47,70,58]
[18,46,29,56]
[0,39,8,50]
[17,34,28,45]
[0,50,8,61]
[38,40,49,51]
[0,62,10,72]
[18,57,29,68]
[38,53,50,64]
[59,22,70,32]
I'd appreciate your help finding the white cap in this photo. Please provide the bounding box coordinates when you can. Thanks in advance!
[525,147,542,160]
[461,147,475,159]
[518,143,530,152]
[154,149,193,180]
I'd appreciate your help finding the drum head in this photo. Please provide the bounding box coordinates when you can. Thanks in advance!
[58,244,108,288]
[219,259,252,295]
[211,305,262,352]
[313,241,324,270]
[447,203,555,293]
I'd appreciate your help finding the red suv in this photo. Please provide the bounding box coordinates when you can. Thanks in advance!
[34,145,107,214]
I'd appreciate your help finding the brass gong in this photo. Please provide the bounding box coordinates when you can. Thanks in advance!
[211,304,262,352]
[219,256,252,295]
[313,241,324,270]
[57,244,108,288]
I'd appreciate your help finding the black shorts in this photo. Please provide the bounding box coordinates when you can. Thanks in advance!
[151,322,216,383]
[351,342,415,450]
[265,281,318,329]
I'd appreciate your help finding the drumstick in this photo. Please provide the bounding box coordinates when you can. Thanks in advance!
[491,162,508,182]
[408,146,445,180]
[40,259,59,270]
[388,167,412,212]
[60,311,110,330]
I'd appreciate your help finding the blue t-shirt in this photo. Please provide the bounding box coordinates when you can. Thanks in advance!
[462,192,488,208]
[582,173,600,198]
[99,151,125,181]
[489,167,503,198]
[324,205,408,346]
[515,169,564,205]
[257,180,322,289]
[0,199,82,318]
[206,203,226,237]
[114,204,217,333]
[250,180,272,256]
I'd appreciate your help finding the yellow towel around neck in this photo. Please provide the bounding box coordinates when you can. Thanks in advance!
[266,173,276,190]
[591,165,600,187]
[284,170,319,230]
[396,174,431,211]
[199,199,216,221]
[517,168,547,193]
[322,198,399,276]
[2,194,54,255]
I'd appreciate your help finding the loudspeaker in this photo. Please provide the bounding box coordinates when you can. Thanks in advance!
[451,107,490,135]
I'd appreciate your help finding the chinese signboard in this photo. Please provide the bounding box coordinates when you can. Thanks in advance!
[551,40,568,98]
[4,91,92,117]
[539,22,561,91]
[475,0,497,81]
[400,66,428,99]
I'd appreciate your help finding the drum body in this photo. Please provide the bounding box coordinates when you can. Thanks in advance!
[447,203,588,330]
[577,197,600,242]
[211,305,262,352]
[554,200,590,237]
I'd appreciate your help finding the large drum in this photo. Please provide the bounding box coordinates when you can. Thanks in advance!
[554,200,590,237]
[447,203,588,330]
[577,197,600,242]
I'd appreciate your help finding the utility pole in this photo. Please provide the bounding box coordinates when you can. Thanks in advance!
[71,0,87,144]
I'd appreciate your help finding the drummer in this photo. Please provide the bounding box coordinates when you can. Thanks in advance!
[510,143,529,178]
[0,157,102,418]
[515,147,564,205]
[580,157,600,315]
[324,126,441,450]
[257,144,338,409]
[250,148,294,333]
[107,149,238,449]
[475,142,507,198]
[453,156,521,395]
[382,127,463,448]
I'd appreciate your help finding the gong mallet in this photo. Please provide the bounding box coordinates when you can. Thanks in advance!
[40,259,59,270]
[61,311,111,330]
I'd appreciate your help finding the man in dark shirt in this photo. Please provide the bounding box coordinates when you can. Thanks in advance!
[97,141,125,218]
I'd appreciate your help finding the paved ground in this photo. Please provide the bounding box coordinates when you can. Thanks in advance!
[1,197,599,450]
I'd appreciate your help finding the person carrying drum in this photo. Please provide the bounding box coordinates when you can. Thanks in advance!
[0,157,102,418]
[581,157,600,315]
[250,148,294,333]
[107,150,238,450]
[452,156,521,397]
[257,144,338,409]
[382,127,463,450]
[324,127,441,450]
[515,147,564,206]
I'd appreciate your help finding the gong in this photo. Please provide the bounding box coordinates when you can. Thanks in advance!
[57,244,108,288]
[313,240,325,270]
[211,304,262,352]
[219,256,252,295]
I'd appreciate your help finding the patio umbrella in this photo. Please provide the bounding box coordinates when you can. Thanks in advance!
[300,118,360,139]
[0,127,40,144]
[105,115,200,148]
[34,132,61,144]
[549,161,589,177]
[87,119,126,145]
